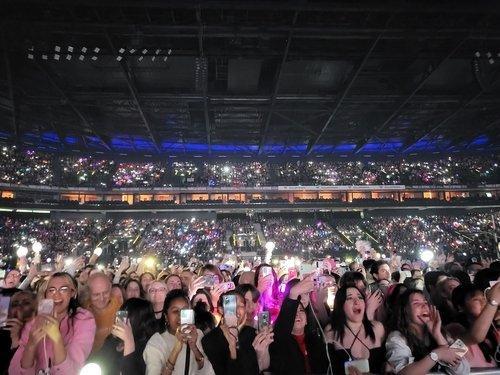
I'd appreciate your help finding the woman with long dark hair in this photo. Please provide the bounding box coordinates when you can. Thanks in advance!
[446,283,500,368]
[9,272,96,374]
[270,276,328,374]
[386,289,470,374]
[92,297,159,374]
[143,289,212,374]
[325,285,385,374]
[124,278,145,300]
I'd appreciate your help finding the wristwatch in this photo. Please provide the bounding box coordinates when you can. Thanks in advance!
[430,351,439,362]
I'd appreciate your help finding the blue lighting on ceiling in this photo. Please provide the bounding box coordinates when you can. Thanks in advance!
[283,144,307,153]
[133,138,156,150]
[361,141,403,152]
[468,135,489,148]
[65,136,78,145]
[405,139,451,152]
[41,131,59,142]
[111,138,134,150]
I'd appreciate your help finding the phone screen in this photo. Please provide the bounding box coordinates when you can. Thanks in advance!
[38,299,54,315]
[115,310,128,324]
[180,309,195,326]
[223,294,237,326]
[0,296,10,327]
[258,311,270,331]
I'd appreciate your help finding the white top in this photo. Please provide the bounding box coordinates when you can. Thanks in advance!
[143,328,214,375]
[386,330,470,375]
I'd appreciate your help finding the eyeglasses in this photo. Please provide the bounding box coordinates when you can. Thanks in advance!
[46,286,73,295]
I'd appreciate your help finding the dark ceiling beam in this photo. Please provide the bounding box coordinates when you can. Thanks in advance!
[401,90,484,153]
[362,37,468,146]
[2,27,18,140]
[196,8,211,154]
[36,63,113,152]
[306,33,383,155]
[273,112,319,136]
[16,21,500,40]
[18,0,500,14]
[104,30,161,153]
[258,11,299,154]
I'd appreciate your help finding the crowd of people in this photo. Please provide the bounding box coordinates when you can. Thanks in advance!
[0,145,498,188]
[0,146,53,186]
[0,214,498,272]
[3,227,500,374]
[262,218,350,258]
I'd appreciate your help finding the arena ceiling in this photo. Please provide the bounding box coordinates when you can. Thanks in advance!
[1,0,500,156]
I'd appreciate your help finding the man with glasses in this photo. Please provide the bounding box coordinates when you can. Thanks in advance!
[85,272,121,353]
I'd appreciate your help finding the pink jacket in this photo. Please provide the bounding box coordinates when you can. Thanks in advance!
[9,307,96,375]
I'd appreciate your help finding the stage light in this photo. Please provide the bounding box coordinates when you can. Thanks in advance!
[79,55,85,61]
[420,249,434,263]
[94,47,100,53]
[155,49,161,55]
[145,257,155,268]
[68,46,74,52]
[66,54,72,60]
[118,48,125,54]
[55,45,61,52]
[91,56,97,61]
[42,54,48,60]
[138,56,143,61]
[32,242,42,253]
[27,53,34,60]
[16,246,28,258]
[81,47,87,53]
[80,363,102,375]
[142,49,148,54]
[116,56,123,61]
[129,48,136,53]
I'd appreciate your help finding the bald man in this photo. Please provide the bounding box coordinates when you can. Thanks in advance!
[85,272,121,353]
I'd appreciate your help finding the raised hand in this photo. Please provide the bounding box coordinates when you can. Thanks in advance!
[289,274,315,300]
[366,289,383,320]
[422,305,445,344]
[189,276,206,299]
[40,315,63,344]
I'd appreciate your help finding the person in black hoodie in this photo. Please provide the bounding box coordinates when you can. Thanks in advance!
[201,290,272,375]
[270,275,329,374]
